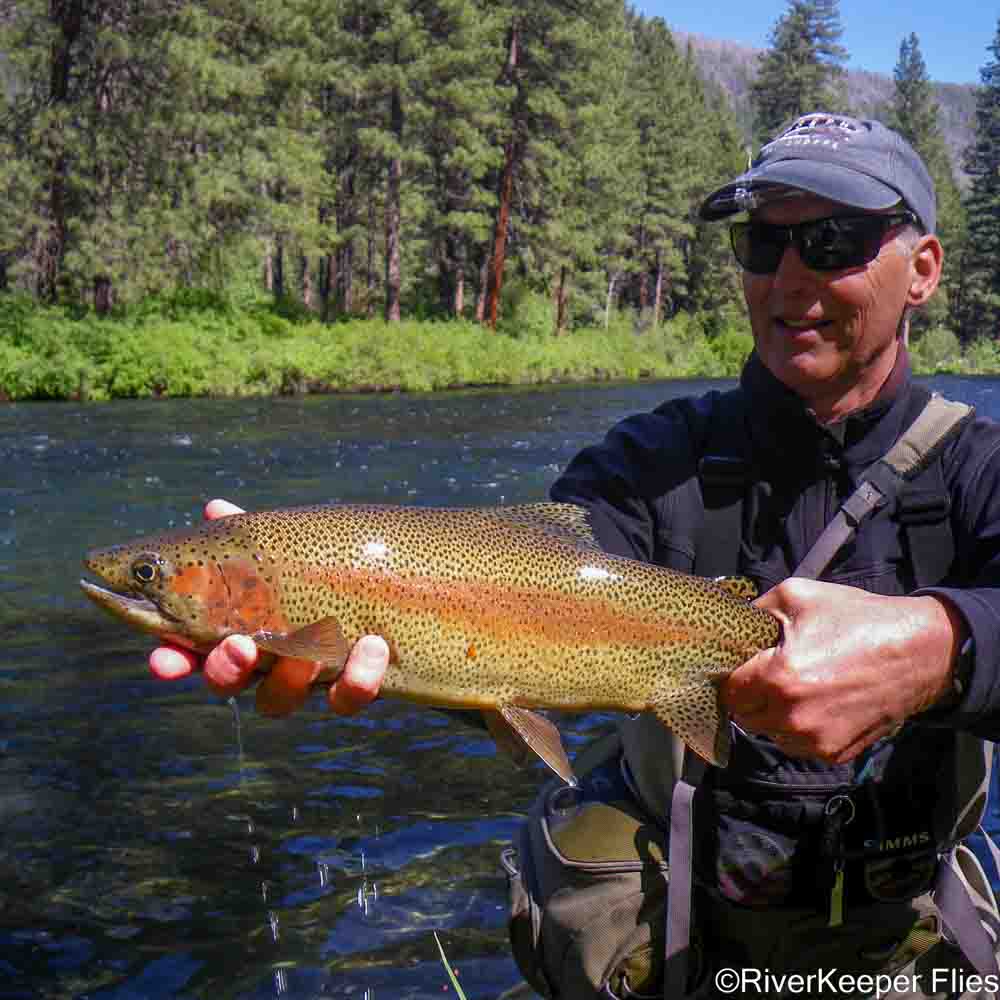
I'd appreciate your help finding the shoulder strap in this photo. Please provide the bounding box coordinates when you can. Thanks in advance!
[794,391,973,582]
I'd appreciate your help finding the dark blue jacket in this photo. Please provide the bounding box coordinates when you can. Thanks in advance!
[550,352,1000,905]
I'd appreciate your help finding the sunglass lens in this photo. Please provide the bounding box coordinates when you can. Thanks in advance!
[730,223,785,274]
[799,217,882,270]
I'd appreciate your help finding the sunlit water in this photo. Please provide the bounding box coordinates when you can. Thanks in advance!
[2,374,996,999]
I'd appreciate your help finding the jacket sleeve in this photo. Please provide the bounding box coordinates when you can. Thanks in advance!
[549,400,704,569]
[916,415,1000,737]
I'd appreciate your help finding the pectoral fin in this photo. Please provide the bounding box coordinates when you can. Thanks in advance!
[650,671,731,768]
[484,705,577,786]
[251,618,351,674]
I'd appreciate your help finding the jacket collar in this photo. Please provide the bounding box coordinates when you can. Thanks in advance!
[740,348,916,480]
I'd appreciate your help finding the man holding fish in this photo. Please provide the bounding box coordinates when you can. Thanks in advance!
[144,114,1000,998]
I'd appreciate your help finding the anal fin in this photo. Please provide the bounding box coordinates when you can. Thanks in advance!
[650,673,731,768]
[485,705,577,786]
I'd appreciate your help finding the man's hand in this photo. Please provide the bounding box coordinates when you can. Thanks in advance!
[148,499,389,716]
[720,578,967,763]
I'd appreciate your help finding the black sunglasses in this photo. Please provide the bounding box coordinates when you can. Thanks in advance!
[729,212,918,274]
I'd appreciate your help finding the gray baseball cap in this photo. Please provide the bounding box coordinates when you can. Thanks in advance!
[699,112,936,234]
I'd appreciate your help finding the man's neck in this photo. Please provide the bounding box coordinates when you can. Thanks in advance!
[803,341,903,426]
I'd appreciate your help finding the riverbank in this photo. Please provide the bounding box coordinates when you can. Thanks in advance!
[0,295,995,400]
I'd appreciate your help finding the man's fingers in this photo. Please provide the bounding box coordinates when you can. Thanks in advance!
[203,634,259,696]
[329,635,389,716]
[257,658,322,717]
[721,646,777,717]
[150,645,199,680]
[204,498,245,520]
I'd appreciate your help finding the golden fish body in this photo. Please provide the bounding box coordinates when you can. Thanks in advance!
[81,503,779,774]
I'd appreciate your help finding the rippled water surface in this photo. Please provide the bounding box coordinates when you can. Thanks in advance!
[2,374,997,999]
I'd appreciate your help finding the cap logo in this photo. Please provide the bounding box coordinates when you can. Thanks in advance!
[734,187,758,212]
[762,113,862,156]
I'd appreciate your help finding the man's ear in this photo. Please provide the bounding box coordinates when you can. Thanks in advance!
[908,235,943,307]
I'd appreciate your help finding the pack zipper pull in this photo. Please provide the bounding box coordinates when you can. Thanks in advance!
[820,794,855,928]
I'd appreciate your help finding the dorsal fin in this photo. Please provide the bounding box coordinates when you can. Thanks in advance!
[712,576,759,601]
[488,502,601,551]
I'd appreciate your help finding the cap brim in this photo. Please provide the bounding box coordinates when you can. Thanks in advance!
[700,160,904,220]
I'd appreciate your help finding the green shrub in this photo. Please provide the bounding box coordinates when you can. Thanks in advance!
[0,292,773,399]
[910,326,963,373]
[963,336,1000,374]
[708,324,754,375]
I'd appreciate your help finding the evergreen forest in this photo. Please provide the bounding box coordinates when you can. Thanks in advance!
[2,0,1000,400]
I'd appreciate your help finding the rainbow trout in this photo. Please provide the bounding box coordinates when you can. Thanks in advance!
[80,503,779,779]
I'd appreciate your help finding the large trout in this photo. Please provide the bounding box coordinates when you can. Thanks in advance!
[80,503,779,779]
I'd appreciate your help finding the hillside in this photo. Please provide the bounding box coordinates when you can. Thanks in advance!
[674,30,977,181]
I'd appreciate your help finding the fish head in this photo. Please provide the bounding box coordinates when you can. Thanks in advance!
[80,519,285,651]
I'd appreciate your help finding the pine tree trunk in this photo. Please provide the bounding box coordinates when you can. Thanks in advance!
[483,21,521,329]
[93,276,113,316]
[338,150,356,314]
[273,236,285,300]
[636,224,649,311]
[264,242,275,293]
[366,192,376,319]
[476,248,490,322]
[384,85,403,323]
[300,255,316,312]
[39,1,85,302]
[652,249,664,328]
[554,266,570,336]
[437,240,453,315]
[320,253,337,321]
[454,265,465,316]
[484,137,516,328]
[341,242,354,314]
[605,271,619,329]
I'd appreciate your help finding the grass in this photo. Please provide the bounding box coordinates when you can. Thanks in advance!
[433,931,468,1000]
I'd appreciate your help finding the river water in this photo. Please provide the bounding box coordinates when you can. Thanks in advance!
[2,374,998,999]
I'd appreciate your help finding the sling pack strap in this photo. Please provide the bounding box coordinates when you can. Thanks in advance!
[695,386,973,585]
[794,392,973,580]
[664,387,983,997]
[664,749,707,999]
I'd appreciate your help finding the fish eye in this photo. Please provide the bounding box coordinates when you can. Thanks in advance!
[131,554,163,586]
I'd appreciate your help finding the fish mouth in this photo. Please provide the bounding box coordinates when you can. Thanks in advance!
[79,578,183,639]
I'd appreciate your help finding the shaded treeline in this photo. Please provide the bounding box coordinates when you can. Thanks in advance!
[5,0,1000,342]
[0,0,747,333]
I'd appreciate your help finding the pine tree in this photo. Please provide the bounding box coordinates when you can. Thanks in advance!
[420,0,506,317]
[0,1,193,306]
[961,19,1000,336]
[888,33,966,335]
[751,0,848,146]
[523,0,639,334]
[626,22,744,326]
[681,88,748,320]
